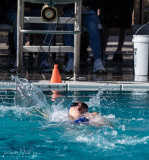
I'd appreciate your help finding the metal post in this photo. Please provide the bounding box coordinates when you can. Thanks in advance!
[74,0,82,81]
[17,0,24,72]
[139,0,144,24]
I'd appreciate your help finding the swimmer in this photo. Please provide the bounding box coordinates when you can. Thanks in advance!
[28,100,109,126]
[68,101,108,126]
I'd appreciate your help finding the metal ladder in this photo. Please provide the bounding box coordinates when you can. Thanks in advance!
[17,0,82,80]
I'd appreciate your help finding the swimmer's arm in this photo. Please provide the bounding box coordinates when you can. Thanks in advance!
[35,108,48,118]
[28,108,48,120]
[28,112,48,120]
[87,112,112,126]
[84,112,98,118]
[91,112,99,117]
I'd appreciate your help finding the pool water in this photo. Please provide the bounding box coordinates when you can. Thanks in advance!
[0,78,149,160]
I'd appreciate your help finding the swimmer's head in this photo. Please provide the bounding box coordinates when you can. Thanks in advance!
[68,101,88,110]
[68,101,88,118]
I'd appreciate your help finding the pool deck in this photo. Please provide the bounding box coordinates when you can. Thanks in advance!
[0,30,149,91]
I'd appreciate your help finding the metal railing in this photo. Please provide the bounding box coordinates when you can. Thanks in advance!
[17,0,82,80]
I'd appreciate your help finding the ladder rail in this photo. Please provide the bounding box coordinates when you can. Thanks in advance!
[17,0,82,81]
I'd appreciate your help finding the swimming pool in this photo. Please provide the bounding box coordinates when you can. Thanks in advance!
[0,78,149,160]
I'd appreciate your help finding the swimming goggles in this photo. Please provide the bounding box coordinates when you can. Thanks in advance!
[69,102,88,109]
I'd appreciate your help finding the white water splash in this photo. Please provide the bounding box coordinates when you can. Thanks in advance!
[117,136,149,145]
[10,76,68,123]
[87,90,102,112]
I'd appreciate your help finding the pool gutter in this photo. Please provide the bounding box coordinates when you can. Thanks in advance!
[0,80,149,91]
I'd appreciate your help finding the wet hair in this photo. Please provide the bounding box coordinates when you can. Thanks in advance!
[68,101,88,111]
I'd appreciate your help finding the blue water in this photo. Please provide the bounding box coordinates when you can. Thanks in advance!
[0,78,149,160]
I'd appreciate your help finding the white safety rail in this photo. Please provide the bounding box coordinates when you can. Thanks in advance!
[17,0,82,80]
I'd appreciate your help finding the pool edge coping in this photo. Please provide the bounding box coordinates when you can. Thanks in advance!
[0,80,149,91]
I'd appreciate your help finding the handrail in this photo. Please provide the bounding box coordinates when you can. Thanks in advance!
[24,0,80,4]
[20,30,80,34]
[24,17,75,24]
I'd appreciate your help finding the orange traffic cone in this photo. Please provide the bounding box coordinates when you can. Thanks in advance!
[50,64,62,83]
[51,91,61,101]
[50,64,62,101]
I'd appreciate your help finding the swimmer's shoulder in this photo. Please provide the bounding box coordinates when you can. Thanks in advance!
[84,112,100,118]
[91,112,99,116]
